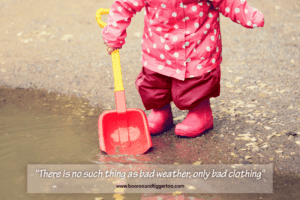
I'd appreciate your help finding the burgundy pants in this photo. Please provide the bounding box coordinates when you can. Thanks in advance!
[135,65,221,110]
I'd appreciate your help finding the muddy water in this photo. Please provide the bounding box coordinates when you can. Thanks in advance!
[1,86,300,200]
[0,87,104,199]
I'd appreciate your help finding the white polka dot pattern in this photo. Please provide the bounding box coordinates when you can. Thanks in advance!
[102,0,265,80]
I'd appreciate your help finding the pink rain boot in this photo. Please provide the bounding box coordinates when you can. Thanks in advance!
[175,99,213,137]
[147,104,173,135]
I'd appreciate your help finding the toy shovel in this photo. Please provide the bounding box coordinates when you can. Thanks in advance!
[95,8,152,155]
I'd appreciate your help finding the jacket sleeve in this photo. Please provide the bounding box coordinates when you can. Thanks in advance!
[210,0,264,28]
[102,0,146,48]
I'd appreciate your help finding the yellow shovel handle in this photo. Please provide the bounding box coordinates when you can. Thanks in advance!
[95,8,124,92]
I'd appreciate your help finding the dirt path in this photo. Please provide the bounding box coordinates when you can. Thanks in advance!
[1,0,300,195]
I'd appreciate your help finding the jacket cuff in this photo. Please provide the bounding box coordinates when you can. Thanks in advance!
[102,27,124,48]
[253,11,265,28]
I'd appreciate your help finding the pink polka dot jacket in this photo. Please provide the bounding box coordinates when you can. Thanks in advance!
[102,0,265,81]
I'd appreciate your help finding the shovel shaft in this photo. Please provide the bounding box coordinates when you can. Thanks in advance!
[115,90,126,113]
[95,8,125,92]
[111,50,125,92]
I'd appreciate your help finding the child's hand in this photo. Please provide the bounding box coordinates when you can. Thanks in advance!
[104,42,121,55]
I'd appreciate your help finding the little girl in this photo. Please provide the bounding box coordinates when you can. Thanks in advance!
[103,0,264,137]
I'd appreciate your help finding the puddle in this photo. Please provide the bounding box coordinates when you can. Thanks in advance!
[1,86,300,200]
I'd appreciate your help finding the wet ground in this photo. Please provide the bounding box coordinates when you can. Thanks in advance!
[1,87,300,200]
[1,0,300,199]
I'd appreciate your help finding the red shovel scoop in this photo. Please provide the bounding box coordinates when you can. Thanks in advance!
[96,8,152,155]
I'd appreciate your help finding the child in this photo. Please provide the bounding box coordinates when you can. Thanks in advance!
[103,0,264,137]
